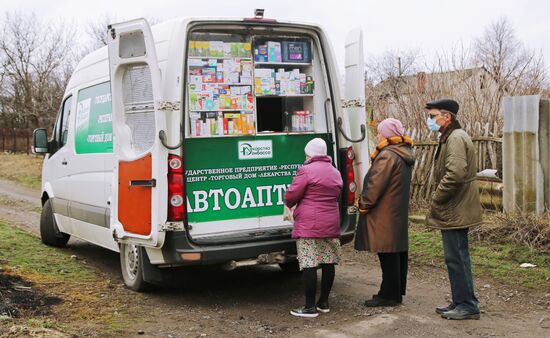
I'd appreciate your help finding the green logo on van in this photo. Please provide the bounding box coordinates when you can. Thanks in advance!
[238,140,272,160]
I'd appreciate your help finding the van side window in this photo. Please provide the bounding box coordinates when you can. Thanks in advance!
[60,96,73,147]
[52,109,63,149]
[50,95,72,154]
[74,82,113,154]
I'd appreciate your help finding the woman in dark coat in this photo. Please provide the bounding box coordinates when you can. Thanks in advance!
[355,118,415,307]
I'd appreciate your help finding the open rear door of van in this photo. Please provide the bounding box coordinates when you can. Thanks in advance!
[107,18,168,248]
[344,28,370,188]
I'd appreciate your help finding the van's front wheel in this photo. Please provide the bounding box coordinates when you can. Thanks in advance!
[40,199,70,247]
[120,243,151,292]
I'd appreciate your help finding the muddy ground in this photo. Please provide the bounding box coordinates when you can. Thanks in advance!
[0,179,549,337]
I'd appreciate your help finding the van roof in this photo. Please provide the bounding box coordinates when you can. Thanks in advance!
[66,17,324,94]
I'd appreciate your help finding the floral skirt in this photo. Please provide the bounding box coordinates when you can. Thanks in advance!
[296,238,342,270]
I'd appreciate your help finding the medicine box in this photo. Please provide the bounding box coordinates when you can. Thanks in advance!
[282,40,312,63]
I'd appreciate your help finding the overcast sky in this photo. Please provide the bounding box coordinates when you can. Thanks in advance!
[2,0,549,73]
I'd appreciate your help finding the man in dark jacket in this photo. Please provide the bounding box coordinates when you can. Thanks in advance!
[425,99,483,320]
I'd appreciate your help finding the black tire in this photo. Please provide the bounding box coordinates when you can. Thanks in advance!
[40,199,70,247]
[119,243,152,292]
[279,260,301,273]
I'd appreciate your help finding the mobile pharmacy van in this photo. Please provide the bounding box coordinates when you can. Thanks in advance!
[33,10,369,291]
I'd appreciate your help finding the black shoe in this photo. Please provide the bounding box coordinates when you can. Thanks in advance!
[435,303,456,315]
[441,308,480,320]
[290,307,319,318]
[364,296,401,307]
[316,301,330,313]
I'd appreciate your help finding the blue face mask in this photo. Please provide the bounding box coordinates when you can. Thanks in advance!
[427,117,441,132]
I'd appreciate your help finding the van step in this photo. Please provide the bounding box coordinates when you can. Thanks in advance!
[191,229,291,245]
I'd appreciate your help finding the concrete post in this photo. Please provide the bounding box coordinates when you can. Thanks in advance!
[539,99,550,210]
[502,95,549,214]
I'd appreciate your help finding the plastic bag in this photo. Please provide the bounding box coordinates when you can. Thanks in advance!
[283,205,294,223]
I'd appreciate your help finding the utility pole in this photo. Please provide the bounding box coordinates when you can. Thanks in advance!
[397,57,402,76]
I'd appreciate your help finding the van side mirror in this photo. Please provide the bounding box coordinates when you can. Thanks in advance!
[33,128,49,154]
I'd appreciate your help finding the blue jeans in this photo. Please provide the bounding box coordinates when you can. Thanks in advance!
[441,229,479,313]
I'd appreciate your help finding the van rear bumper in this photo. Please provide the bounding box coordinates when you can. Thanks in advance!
[166,232,298,265]
[159,227,355,266]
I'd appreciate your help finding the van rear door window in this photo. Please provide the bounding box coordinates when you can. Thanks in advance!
[122,64,156,154]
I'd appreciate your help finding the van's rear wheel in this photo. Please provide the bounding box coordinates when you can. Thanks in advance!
[120,243,151,292]
[40,199,70,247]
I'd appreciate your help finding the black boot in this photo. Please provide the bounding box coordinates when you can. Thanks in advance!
[364,296,401,307]
[316,300,330,313]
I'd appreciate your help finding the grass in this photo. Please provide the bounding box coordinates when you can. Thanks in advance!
[0,153,43,190]
[0,222,96,282]
[409,225,550,290]
[0,221,129,336]
[26,318,60,330]
[0,154,131,335]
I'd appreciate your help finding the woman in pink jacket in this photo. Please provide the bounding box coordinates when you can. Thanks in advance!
[284,138,343,318]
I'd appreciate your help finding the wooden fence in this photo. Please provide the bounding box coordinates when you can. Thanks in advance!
[410,136,502,201]
[0,128,33,154]
[3,123,503,204]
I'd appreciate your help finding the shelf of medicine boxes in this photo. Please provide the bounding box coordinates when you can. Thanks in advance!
[253,63,314,97]
[254,62,312,66]
[190,109,255,112]
[255,94,314,98]
[189,82,253,86]
[188,56,253,60]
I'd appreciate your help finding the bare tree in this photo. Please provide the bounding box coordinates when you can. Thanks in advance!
[84,14,118,50]
[0,12,76,129]
[366,17,547,140]
[82,14,163,53]
[365,50,421,130]
[0,12,166,132]
[474,17,547,122]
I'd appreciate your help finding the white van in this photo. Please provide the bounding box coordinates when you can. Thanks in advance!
[33,11,370,291]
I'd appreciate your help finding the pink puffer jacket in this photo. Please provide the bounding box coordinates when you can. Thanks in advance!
[284,156,343,238]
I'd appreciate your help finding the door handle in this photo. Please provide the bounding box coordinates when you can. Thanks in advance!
[61,160,68,165]
[337,117,366,143]
[129,179,156,187]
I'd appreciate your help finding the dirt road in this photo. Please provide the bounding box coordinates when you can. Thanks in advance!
[0,179,549,337]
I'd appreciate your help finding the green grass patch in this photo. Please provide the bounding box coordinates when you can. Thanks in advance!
[0,221,96,282]
[0,153,43,189]
[410,225,550,290]
[108,312,127,332]
[27,318,59,330]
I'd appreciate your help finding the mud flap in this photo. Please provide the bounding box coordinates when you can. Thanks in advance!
[139,247,174,286]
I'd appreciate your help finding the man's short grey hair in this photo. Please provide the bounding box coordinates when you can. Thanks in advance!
[439,109,457,119]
